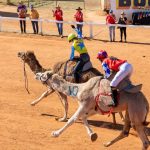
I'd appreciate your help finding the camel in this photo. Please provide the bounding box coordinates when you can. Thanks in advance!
[35,70,149,150]
[18,51,124,123]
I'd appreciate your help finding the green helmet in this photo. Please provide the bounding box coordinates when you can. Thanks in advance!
[68,33,76,42]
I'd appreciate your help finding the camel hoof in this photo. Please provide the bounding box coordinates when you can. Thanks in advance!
[104,141,111,147]
[31,102,36,106]
[55,117,67,122]
[91,133,98,142]
[51,131,59,137]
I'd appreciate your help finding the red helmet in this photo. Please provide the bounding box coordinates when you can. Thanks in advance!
[97,50,108,60]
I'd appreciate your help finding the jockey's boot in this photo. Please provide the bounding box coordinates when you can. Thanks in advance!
[110,86,118,107]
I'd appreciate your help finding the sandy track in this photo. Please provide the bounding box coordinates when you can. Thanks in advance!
[0,30,150,150]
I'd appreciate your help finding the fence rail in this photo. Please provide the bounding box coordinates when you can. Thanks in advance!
[0,16,149,38]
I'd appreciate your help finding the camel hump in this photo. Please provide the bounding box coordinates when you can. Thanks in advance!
[63,58,93,76]
[96,79,115,110]
[124,84,143,93]
[100,79,112,94]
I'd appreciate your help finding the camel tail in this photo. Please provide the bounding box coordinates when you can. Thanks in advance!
[143,102,149,126]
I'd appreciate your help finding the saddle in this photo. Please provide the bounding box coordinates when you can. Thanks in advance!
[96,78,142,112]
[63,57,93,79]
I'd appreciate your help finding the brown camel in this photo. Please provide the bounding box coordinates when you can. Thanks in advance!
[18,51,124,123]
[35,71,149,150]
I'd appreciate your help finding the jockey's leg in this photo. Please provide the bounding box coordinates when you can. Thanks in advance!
[110,62,133,106]
[110,86,118,107]
[73,60,84,83]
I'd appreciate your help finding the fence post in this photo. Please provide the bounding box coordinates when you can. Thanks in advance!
[39,19,43,35]
[0,16,2,32]
[89,22,93,39]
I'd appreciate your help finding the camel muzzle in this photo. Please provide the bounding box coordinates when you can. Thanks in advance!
[18,52,26,60]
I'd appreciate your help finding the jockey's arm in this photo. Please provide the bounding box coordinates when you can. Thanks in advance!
[70,46,75,60]
[102,62,111,78]
[74,28,82,39]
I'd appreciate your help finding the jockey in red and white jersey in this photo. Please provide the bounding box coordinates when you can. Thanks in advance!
[97,50,133,106]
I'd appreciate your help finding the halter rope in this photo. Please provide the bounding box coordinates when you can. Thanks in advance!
[23,61,30,94]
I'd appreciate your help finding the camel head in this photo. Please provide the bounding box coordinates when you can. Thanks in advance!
[35,71,54,82]
[18,51,46,74]
[18,51,36,63]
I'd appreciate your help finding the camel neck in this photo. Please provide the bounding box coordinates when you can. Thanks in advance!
[27,58,46,74]
[51,74,80,97]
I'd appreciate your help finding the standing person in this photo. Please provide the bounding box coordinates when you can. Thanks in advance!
[74,7,83,36]
[67,25,90,83]
[97,50,133,107]
[106,10,116,42]
[17,1,27,33]
[30,5,39,34]
[52,5,63,38]
[118,11,127,42]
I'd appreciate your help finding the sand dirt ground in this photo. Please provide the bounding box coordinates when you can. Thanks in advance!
[0,4,150,150]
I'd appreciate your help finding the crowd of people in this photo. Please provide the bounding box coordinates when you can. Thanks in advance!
[17,2,130,42]
[17,2,84,38]
[106,10,128,42]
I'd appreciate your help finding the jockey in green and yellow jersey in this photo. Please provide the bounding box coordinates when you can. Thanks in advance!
[68,25,90,83]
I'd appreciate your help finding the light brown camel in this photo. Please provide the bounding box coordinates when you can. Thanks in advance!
[35,71,149,150]
[18,51,124,123]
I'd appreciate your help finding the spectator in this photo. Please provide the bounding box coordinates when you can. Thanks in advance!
[74,7,83,36]
[106,10,116,42]
[52,5,63,38]
[17,1,27,33]
[118,11,127,42]
[30,5,39,34]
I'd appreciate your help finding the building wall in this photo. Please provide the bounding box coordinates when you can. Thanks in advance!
[102,0,150,21]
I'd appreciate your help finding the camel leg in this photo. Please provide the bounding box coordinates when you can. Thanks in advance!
[51,104,85,137]
[31,88,54,106]
[135,125,149,150]
[82,117,98,142]
[112,113,117,124]
[55,92,68,122]
[119,112,125,122]
[104,111,131,147]
[112,112,124,125]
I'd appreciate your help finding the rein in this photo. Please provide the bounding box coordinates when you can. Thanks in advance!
[63,59,76,79]
[63,59,70,79]
[23,61,30,94]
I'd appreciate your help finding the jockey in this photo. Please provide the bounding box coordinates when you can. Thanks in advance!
[68,25,90,83]
[97,50,133,106]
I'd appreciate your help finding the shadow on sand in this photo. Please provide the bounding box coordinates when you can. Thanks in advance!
[0,11,18,17]
[91,38,150,46]
[41,113,150,136]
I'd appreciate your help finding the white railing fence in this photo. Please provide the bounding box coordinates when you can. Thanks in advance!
[0,16,150,39]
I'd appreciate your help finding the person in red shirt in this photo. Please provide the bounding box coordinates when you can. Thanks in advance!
[17,1,27,33]
[52,5,63,38]
[97,50,133,107]
[74,7,83,35]
[106,10,116,42]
